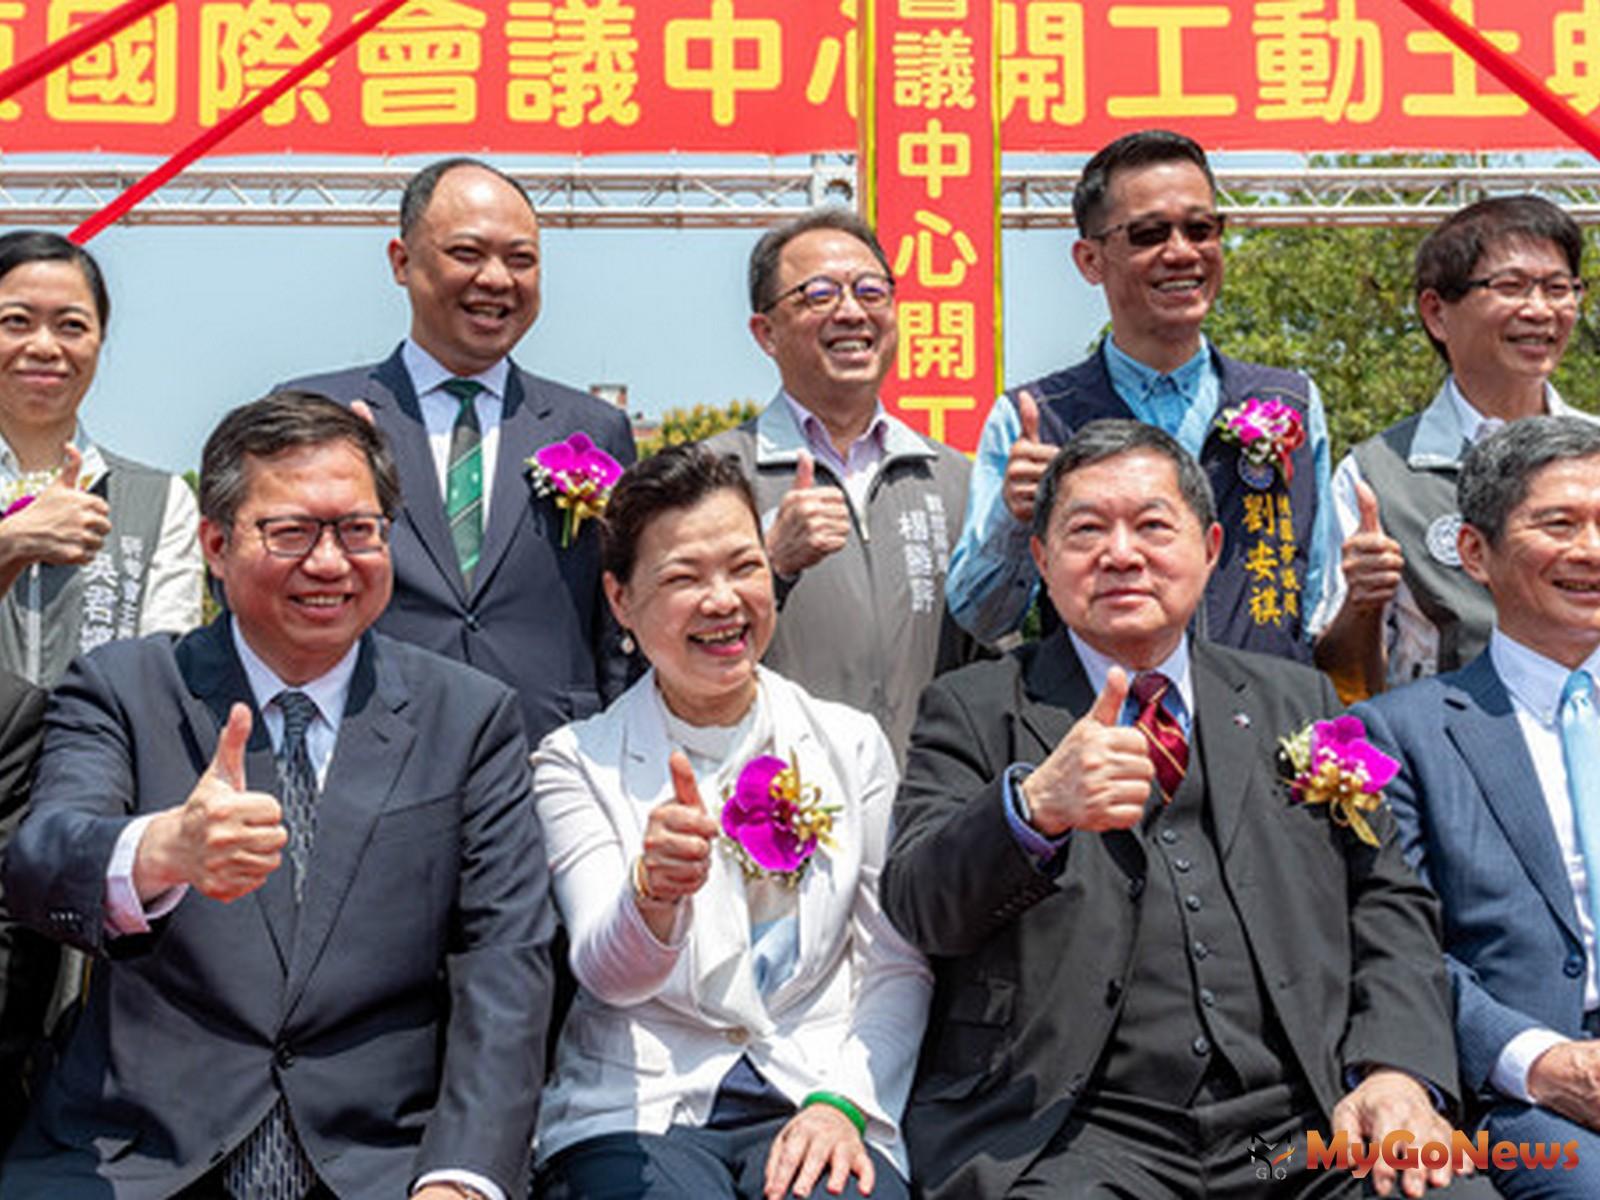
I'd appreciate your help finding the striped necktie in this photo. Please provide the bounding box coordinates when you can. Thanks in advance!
[275,690,319,905]
[442,378,484,583]
[1132,671,1189,804]
[1559,670,1600,953]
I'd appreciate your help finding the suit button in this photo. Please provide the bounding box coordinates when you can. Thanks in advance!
[274,1043,296,1069]
[1192,1035,1211,1056]
[725,1027,749,1046]
[1200,987,1217,1008]
[1192,940,1209,961]
[1128,878,1145,899]
[1185,894,1202,912]
[1173,858,1192,873]
[1565,956,1585,979]
[1160,829,1179,845]
[464,613,481,632]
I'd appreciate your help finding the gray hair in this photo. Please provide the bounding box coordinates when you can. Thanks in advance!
[1459,415,1600,544]
[1033,418,1217,539]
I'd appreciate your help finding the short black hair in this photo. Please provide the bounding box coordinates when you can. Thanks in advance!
[1033,418,1217,540]
[1414,195,1585,364]
[748,207,893,312]
[399,157,535,240]
[602,444,760,584]
[1073,130,1217,236]
[0,229,110,329]
[200,392,401,531]
[1459,414,1600,545]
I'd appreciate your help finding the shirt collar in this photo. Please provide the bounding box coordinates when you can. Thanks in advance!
[754,389,934,467]
[778,390,888,461]
[1104,334,1211,405]
[229,616,360,731]
[402,338,510,403]
[0,423,107,490]
[1067,629,1194,719]
[1489,627,1600,727]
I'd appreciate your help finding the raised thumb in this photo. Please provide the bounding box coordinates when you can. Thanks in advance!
[350,399,377,427]
[792,449,815,492]
[54,443,83,491]
[668,750,706,811]
[1355,479,1383,535]
[1087,666,1131,727]
[209,702,252,791]
[1017,389,1041,443]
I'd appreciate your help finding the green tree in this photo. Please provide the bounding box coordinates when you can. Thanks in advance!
[637,399,761,457]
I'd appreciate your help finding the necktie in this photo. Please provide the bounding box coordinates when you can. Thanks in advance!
[1559,670,1600,948]
[275,690,319,906]
[443,378,484,583]
[1132,671,1189,804]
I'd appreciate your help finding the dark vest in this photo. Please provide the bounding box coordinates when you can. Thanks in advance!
[1098,731,1296,1104]
[1352,416,1493,679]
[1012,346,1317,663]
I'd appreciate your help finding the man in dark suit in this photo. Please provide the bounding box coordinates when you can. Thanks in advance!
[1,395,552,1200]
[289,156,635,745]
[1356,415,1600,1198]
[885,420,1468,1198]
[0,665,46,1149]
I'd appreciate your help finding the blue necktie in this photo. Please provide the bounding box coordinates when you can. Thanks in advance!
[275,690,319,906]
[1559,670,1600,951]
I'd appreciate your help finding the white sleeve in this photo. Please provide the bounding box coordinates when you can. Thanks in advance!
[135,476,203,637]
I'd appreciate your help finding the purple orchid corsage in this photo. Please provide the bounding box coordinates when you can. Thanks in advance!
[1216,396,1306,486]
[525,433,624,548]
[1278,716,1398,848]
[720,751,838,884]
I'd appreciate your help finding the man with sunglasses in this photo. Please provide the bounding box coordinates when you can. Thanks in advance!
[1,394,551,1200]
[1311,196,1597,698]
[947,129,1334,665]
[704,208,974,762]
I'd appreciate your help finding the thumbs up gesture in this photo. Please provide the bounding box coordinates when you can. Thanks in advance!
[133,703,289,903]
[1339,479,1403,612]
[1002,389,1058,527]
[0,444,112,570]
[635,751,721,914]
[765,449,851,578]
[1018,667,1153,837]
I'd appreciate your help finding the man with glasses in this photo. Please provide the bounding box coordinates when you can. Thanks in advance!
[1312,196,1596,698]
[704,208,973,761]
[946,129,1335,665]
[1,394,552,1200]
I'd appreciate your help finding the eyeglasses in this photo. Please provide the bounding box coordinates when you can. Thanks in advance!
[1089,213,1227,249]
[1463,271,1587,305]
[762,273,895,313]
[252,513,391,559]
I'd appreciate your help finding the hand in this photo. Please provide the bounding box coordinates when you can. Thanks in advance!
[1338,480,1403,612]
[133,703,287,903]
[636,751,720,910]
[1330,1069,1462,1197]
[764,1102,874,1199]
[1018,667,1152,837]
[1528,1039,1600,1132]
[765,450,851,578]
[0,445,111,569]
[1001,390,1057,527]
[349,398,376,426]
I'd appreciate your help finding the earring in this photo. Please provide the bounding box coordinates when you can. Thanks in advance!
[620,631,636,655]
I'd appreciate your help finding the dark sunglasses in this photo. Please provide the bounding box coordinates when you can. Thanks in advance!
[1089,213,1226,249]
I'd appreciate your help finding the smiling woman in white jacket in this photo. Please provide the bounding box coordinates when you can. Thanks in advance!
[532,444,931,1200]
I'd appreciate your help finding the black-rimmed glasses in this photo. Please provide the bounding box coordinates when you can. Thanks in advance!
[1464,271,1587,306]
[1089,213,1227,249]
[253,514,391,559]
[762,273,895,313]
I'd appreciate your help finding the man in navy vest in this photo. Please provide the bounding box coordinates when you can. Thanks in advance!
[946,130,1334,662]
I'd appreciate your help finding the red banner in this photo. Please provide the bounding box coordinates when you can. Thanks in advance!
[0,0,1597,156]
[863,0,1001,457]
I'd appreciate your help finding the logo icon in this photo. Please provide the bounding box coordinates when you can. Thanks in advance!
[1249,1133,1295,1181]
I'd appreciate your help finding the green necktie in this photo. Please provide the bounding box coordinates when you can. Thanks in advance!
[442,378,484,582]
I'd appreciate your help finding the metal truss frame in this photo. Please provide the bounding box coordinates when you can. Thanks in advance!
[2,158,1599,228]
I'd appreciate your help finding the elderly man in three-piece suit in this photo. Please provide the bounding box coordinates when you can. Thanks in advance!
[1356,415,1600,1199]
[289,156,636,746]
[885,420,1473,1199]
[0,395,552,1200]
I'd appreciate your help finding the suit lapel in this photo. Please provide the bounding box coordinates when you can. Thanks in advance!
[475,367,549,601]
[1190,645,1257,860]
[1447,655,1581,941]
[368,349,467,600]
[178,620,294,972]
[1017,630,1093,756]
[283,636,416,1011]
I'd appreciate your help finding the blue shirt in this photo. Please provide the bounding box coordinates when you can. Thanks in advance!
[945,336,1334,644]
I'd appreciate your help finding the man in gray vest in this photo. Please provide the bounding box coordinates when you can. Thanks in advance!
[1311,196,1593,697]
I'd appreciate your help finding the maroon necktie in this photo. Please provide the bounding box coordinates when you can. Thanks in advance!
[1132,671,1189,803]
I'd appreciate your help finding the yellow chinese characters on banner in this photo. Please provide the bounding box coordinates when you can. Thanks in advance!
[863,0,1000,455]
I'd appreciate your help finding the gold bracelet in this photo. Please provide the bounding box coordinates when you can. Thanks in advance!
[632,854,656,903]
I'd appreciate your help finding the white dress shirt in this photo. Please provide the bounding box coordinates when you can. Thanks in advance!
[404,338,512,526]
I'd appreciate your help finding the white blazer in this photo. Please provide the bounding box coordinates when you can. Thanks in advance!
[532,667,932,1174]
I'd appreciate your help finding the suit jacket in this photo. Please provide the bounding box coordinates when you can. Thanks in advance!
[532,668,932,1174]
[0,666,46,1148]
[290,347,637,745]
[1354,652,1586,1110]
[0,620,554,1200]
[881,632,1455,1200]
